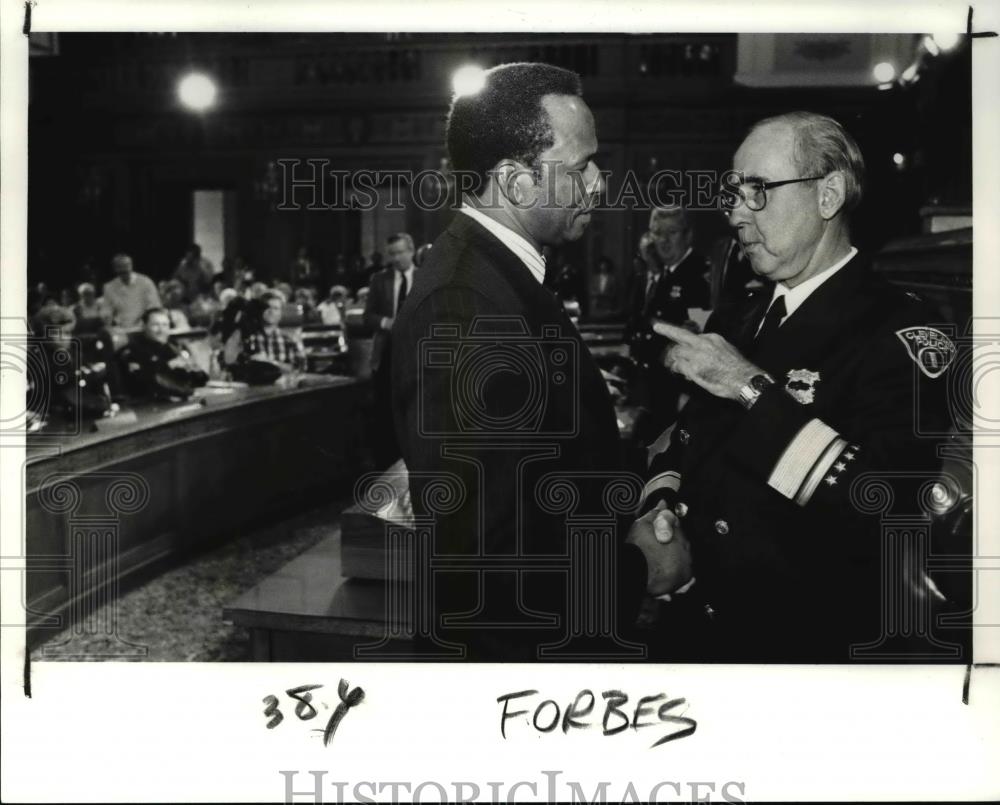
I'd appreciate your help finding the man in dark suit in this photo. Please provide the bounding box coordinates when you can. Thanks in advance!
[392,62,684,660]
[364,232,416,468]
[640,111,957,662]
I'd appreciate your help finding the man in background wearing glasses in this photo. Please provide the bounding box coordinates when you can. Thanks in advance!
[635,111,956,662]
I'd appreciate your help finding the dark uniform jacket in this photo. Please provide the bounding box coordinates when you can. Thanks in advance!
[639,252,956,662]
[392,213,648,661]
[119,334,208,400]
[626,249,711,369]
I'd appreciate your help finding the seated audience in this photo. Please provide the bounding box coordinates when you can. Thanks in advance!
[103,253,162,329]
[118,308,208,401]
[239,291,306,374]
[161,280,192,331]
[293,286,321,324]
[187,292,220,328]
[317,285,348,326]
[72,282,112,333]
[59,287,78,308]
[174,243,214,303]
[30,305,116,421]
[289,246,319,287]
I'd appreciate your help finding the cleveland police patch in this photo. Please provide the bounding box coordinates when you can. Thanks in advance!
[895,326,957,378]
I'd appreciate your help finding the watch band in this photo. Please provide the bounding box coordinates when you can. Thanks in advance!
[738,373,775,410]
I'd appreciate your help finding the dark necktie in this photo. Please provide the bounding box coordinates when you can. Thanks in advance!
[752,294,787,357]
[396,271,408,315]
[643,272,660,316]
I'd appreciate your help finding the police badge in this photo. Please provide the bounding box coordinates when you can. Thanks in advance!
[895,326,957,378]
[785,368,821,404]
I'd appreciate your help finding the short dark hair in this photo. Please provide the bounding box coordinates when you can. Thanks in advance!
[259,291,284,307]
[386,232,414,250]
[446,62,583,196]
[141,307,169,324]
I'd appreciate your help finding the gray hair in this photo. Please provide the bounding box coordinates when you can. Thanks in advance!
[649,206,690,231]
[750,111,866,212]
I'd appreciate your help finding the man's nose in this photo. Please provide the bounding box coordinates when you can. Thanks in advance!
[727,200,752,228]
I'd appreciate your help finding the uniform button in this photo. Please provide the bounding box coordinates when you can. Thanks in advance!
[714,519,729,535]
[704,604,716,619]
[675,501,688,518]
[678,429,690,444]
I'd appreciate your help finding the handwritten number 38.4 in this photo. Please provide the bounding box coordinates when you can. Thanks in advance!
[262,681,365,746]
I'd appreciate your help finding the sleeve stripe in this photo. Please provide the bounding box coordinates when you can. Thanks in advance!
[640,471,681,508]
[767,418,841,500]
[795,437,849,507]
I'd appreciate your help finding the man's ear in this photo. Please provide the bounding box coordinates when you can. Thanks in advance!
[817,171,847,220]
[494,160,539,210]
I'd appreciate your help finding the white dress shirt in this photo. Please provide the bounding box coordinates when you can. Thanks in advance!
[459,205,546,285]
[757,246,858,334]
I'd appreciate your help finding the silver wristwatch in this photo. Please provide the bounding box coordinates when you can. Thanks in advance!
[737,373,775,410]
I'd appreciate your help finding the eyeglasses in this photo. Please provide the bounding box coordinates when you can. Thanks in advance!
[721,175,825,214]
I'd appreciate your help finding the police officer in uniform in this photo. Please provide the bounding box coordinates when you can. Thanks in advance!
[638,112,956,662]
[627,207,711,440]
[120,308,208,401]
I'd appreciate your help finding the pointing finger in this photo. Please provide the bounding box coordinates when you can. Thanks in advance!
[652,320,701,345]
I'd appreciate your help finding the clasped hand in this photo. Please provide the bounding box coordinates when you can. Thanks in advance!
[626,501,693,596]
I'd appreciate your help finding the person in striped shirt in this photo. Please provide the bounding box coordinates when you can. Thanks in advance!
[242,291,306,372]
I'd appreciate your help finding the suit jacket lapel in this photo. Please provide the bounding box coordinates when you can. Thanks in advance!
[447,213,618,444]
[447,213,565,325]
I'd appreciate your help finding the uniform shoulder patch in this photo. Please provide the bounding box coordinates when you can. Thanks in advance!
[895,326,957,378]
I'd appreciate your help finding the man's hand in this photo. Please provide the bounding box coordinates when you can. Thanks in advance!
[626,501,693,596]
[653,320,760,400]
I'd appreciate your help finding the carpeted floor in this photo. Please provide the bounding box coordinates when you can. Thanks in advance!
[30,499,347,662]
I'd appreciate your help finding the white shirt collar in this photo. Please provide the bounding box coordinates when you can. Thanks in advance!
[665,246,693,274]
[459,205,546,285]
[766,246,858,326]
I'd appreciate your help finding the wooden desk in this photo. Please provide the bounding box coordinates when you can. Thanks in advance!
[223,530,411,661]
[26,376,371,648]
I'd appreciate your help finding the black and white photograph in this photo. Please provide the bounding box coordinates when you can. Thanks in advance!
[2,1,998,802]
